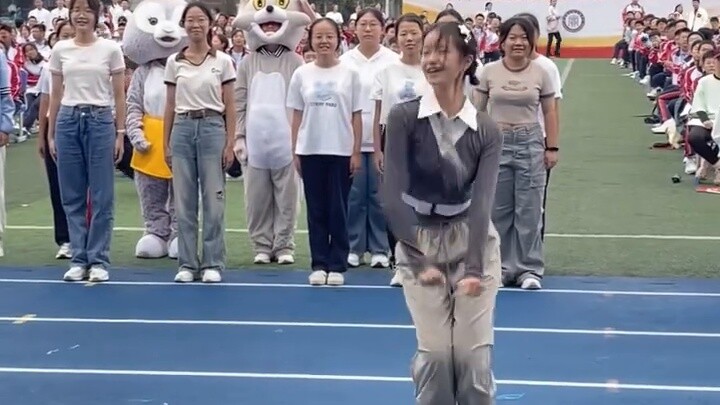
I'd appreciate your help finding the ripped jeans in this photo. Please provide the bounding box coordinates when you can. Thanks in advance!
[170,114,227,273]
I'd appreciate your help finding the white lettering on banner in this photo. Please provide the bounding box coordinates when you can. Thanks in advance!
[402,0,720,47]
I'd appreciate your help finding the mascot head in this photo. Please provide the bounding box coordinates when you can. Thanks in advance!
[233,0,311,51]
[123,0,189,65]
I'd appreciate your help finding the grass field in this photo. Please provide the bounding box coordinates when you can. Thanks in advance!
[3,59,719,278]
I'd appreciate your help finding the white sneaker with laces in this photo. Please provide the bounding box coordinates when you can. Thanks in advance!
[326,272,344,286]
[56,243,71,259]
[520,278,542,290]
[63,266,86,281]
[370,254,390,268]
[389,270,402,287]
[277,254,294,264]
[254,253,271,264]
[347,253,360,267]
[174,270,195,283]
[88,266,109,283]
[202,269,222,283]
[309,270,328,285]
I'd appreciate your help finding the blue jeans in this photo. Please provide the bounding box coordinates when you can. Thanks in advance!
[55,104,116,269]
[170,114,227,273]
[347,152,388,255]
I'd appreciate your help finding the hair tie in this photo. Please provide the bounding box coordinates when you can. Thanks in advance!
[458,24,472,45]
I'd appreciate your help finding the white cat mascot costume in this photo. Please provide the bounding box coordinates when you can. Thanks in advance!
[123,0,188,258]
[233,0,314,265]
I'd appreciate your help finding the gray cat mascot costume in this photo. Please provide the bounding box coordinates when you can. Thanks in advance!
[233,0,314,265]
[123,0,188,258]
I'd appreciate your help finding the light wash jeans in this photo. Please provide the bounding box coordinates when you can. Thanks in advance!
[170,114,227,273]
[347,152,389,255]
[55,104,116,269]
[492,123,546,286]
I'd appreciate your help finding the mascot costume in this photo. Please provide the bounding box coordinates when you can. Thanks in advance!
[123,0,188,258]
[233,0,313,265]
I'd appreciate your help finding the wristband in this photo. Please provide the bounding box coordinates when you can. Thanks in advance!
[545,147,559,152]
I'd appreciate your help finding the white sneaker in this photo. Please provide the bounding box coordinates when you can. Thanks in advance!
[639,75,650,85]
[326,272,345,286]
[610,58,617,64]
[202,269,222,283]
[63,266,86,281]
[347,253,360,267]
[254,253,271,264]
[88,266,109,283]
[55,243,71,259]
[389,271,402,287]
[277,254,294,264]
[520,278,542,290]
[370,254,390,268]
[309,270,328,286]
[684,157,698,175]
[174,270,195,283]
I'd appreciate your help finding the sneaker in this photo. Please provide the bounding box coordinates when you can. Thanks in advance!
[326,272,345,286]
[277,254,294,265]
[88,266,109,283]
[370,254,390,268]
[63,266,86,281]
[309,270,328,286]
[389,270,403,287]
[684,156,698,175]
[56,243,71,259]
[174,269,195,283]
[347,253,360,267]
[520,278,542,290]
[202,269,222,283]
[253,253,271,264]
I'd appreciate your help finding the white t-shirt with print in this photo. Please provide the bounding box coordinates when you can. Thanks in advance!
[340,46,398,152]
[287,62,362,157]
[164,50,236,114]
[371,60,427,125]
[48,38,125,107]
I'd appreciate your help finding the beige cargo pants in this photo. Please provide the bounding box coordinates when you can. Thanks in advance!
[396,219,501,405]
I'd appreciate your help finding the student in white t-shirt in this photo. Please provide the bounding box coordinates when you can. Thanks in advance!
[47,0,126,284]
[37,21,74,262]
[339,8,398,271]
[370,12,427,286]
[163,2,237,284]
[287,17,363,287]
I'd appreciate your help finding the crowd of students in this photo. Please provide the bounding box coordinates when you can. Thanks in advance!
[612,2,720,180]
[0,0,565,295]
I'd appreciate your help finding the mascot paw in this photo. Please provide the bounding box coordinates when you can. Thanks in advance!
[135,234,169,258]
[168,237,179,259]
[134,139,152,153]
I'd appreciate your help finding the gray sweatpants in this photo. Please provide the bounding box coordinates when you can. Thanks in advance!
[241,162,298,257]
[396,218,501,405]
[492,124,546,285]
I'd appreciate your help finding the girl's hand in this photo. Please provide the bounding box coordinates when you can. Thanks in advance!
[350,152,361,176]
[544,150,559,169]
[418,266,445,286]
[222,144,235,170]
[164,144,172,168]
[374,151,384,174]
[114,136,124,164]
[48,137,57,161]
[457,276,485,296]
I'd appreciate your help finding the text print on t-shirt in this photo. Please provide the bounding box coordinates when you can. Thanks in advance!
[397,80,417,102]
[309,81,338,107]
[501,80,529,92]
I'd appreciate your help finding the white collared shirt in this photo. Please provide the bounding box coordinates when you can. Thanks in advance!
[417,89,477,161]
